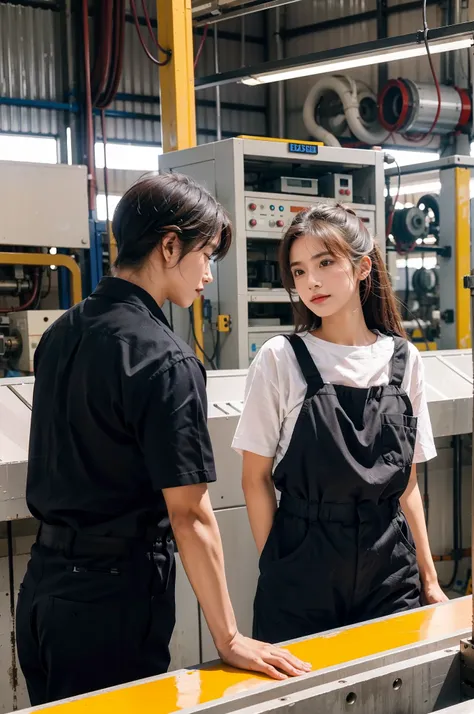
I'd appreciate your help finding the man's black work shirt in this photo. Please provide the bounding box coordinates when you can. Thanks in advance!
[26,277,216,538]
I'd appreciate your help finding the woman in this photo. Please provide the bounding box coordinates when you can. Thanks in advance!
[232,203,446,644]
[16,172,309,706]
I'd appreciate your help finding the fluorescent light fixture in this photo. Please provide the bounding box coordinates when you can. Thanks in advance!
[242,36,473,85]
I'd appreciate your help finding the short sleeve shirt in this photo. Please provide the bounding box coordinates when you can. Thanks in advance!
[26,277,216,538]
[232,332,436,468]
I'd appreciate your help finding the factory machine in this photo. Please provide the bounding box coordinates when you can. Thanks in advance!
[0,160,89,377]
[386,155,474,353]
[1,140,474,712]
[159,137,385,370]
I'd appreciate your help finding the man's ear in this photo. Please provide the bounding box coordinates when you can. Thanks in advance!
[161,232,178,264]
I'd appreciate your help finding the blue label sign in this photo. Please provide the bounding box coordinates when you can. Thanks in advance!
[288,143,318,155]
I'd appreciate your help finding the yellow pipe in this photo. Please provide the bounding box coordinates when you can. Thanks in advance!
[11,597,472,714]
[0,252,82,306]
[454,167,471,348]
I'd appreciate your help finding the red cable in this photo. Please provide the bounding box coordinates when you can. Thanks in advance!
[130,0,171,66]
[141,0,171,57]
[90,0,113,106]
[82,0,97,211]
[194,24,209,70]
[98,0,126,109]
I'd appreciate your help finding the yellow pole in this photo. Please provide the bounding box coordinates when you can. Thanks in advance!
[157,0,196,152]
[455,167,471,349]
[0,252,82,306]
[157,0,204,361]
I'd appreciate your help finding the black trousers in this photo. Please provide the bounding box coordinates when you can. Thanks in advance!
[16,542,176,706]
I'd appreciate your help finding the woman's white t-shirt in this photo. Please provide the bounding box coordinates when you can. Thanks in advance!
[232,332,436,468]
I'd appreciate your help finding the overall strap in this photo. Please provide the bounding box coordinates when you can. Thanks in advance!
[389,336,409,387]
[286,334,325,391]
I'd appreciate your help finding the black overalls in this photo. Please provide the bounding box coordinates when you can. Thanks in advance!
[253,334,421,644]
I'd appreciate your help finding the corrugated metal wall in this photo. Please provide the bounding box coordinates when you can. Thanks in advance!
[0,2,61,136]
[0,1,266,147]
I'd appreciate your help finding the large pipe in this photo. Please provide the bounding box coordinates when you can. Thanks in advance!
[303,74,387,147]
[378,79,471,135]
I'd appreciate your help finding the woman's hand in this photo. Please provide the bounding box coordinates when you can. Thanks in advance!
[217,631,312,680]
[423,580,449,605]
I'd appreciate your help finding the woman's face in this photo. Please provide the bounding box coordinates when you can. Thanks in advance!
[289,233,369,320]
[164,236,217,308]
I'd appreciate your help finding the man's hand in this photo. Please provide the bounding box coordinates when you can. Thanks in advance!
[217,631,312,680]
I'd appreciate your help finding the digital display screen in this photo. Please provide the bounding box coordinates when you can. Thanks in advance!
[287,178,312,188]
[290,206,307,213]
[288,143,319,155]
[340,178,349,187]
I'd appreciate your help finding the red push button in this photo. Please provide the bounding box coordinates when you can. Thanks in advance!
[249,203,257,211]
[276,219,284,228]
[339,189,345,195]
[249,218,257,227]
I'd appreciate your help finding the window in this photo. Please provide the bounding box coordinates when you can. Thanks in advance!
[95,142,162,171]
[96,194,122,222]
[0,134,58,163]
[386,149,440,168]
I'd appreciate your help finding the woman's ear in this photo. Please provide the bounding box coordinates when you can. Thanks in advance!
[359,255,372,281]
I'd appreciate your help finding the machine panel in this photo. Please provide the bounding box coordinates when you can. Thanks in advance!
[0,162,89,249]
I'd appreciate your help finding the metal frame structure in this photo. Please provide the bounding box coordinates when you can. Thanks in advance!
[194,20,474,89]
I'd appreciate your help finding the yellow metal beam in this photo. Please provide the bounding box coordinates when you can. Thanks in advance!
[157,0,196,152]
[0,252,82,306]
[157,0,204,361]
[12,598,471,714]
[455,167,471,349]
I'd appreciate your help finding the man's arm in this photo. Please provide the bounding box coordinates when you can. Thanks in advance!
[164,483,310,679]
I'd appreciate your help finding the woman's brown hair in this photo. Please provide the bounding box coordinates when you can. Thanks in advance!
[279,203,405,336]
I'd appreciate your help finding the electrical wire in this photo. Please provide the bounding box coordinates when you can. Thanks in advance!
[403,0,441,142]
[130,0,171,66]
[97,0,126,110]
[194,24,209,69]
[141,0,171,57]
[188,307,217,370]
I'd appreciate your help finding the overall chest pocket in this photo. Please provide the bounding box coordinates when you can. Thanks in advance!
[381,413,418,468]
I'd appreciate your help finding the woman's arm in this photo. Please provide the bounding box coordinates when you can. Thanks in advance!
[164,484,310,679]
[242,452,277,554]
[400,464,448,604]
